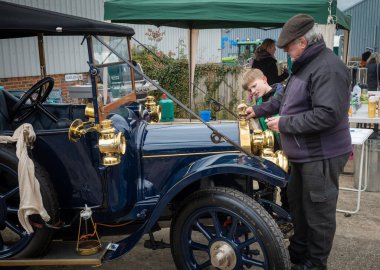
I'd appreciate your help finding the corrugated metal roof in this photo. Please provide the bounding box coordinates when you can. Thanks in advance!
[343,0,367,11]
[344,0,380,57]
[127,24,221,64]
[0,0,221,78]
[0,0,104,77]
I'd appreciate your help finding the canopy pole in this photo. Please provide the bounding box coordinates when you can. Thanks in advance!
[188,28,192,121]
[343,30,350,64]
[37,33,47,78]
[188,28,199,121]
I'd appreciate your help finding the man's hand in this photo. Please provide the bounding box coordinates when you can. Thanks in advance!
[246,107,256,119]
[265,116,281,132]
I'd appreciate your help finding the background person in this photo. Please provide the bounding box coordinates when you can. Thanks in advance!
[366,54,380,91]
[247,14,351,270]
[360,51,371,68]
[252,38,289,85]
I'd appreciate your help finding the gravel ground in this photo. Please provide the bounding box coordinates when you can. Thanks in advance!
[28,163,380,270]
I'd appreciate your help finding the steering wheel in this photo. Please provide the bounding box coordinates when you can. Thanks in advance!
[11,77,58,123]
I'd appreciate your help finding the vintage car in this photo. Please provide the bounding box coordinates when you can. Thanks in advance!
[0,1,290,269]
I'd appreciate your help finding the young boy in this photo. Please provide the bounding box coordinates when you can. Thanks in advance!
[242,68,284,148]
[242,68,289,211]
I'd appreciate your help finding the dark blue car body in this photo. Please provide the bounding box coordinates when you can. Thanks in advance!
[30,108,287,220]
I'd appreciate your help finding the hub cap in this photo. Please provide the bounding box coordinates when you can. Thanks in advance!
[210,240,237,270]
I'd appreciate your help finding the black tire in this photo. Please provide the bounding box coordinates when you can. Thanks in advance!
[0,144,59,258]
[170,187,290,270]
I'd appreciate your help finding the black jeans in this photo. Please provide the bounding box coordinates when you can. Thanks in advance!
[287,153,350,267]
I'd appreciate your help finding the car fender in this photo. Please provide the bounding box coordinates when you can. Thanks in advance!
[104,153,287,261]
[162,153,287,194]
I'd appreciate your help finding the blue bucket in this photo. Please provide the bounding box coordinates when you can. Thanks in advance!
[200,110,211,122]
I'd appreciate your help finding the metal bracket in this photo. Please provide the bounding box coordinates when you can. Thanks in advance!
[106,243,119,251]
[87,61,99,77]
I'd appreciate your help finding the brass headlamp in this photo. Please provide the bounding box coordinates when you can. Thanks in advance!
[251,129,274,155]
[237,102,289,172]
[69,118,126,166]
[261,148,289,173]
[145,96,161,123]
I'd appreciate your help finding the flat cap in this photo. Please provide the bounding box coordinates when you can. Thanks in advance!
[277,14,315,48]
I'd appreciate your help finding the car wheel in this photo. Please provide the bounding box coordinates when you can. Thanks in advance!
[0,144,59,258]
[170,187,290,270]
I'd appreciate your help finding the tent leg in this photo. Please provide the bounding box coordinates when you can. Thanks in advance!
[188,28,199,122]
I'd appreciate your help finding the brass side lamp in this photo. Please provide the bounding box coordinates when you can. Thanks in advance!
[69,118,126,166]
[98,120,126,166]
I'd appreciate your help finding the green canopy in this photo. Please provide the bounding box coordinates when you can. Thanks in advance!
[336,8,351,31]
[104,0,351,113]
[105,0,350,30]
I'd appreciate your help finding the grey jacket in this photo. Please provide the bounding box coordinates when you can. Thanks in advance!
[253,41,352,163]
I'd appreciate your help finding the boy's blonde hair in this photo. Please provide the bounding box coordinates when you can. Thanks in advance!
[242,69,264,90]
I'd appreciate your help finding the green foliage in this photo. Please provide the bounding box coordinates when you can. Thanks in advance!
[133,47,189,118]
[133,47,243,119]
[194,64,243,119]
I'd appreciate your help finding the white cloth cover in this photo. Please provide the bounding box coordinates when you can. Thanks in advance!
[0,124,50,234]
[315,24,336,50]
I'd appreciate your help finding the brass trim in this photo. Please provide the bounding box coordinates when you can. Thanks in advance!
[143,150,240,158]
[84,103,95,120]
[239,120,251,153]
[237,102,252,153]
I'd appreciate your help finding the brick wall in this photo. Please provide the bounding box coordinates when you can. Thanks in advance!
[0,73,89,102]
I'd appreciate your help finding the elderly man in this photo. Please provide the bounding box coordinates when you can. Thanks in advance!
[246,14,351,270]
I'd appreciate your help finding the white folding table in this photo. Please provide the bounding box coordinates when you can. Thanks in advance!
[337,128,373,214]
[349,104,380,124]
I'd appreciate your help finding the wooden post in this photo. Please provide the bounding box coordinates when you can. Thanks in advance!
[127,37,136,93]
[37,33,47,78]
[343,30,350,64]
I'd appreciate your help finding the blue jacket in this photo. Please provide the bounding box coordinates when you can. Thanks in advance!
[253,41,352,163]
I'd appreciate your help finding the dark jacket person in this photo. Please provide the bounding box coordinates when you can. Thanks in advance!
[252,38,289,85]
[366,55,380,91]
[247,14,351,270]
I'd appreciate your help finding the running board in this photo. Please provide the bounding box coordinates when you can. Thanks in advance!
[0,241,108,267]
